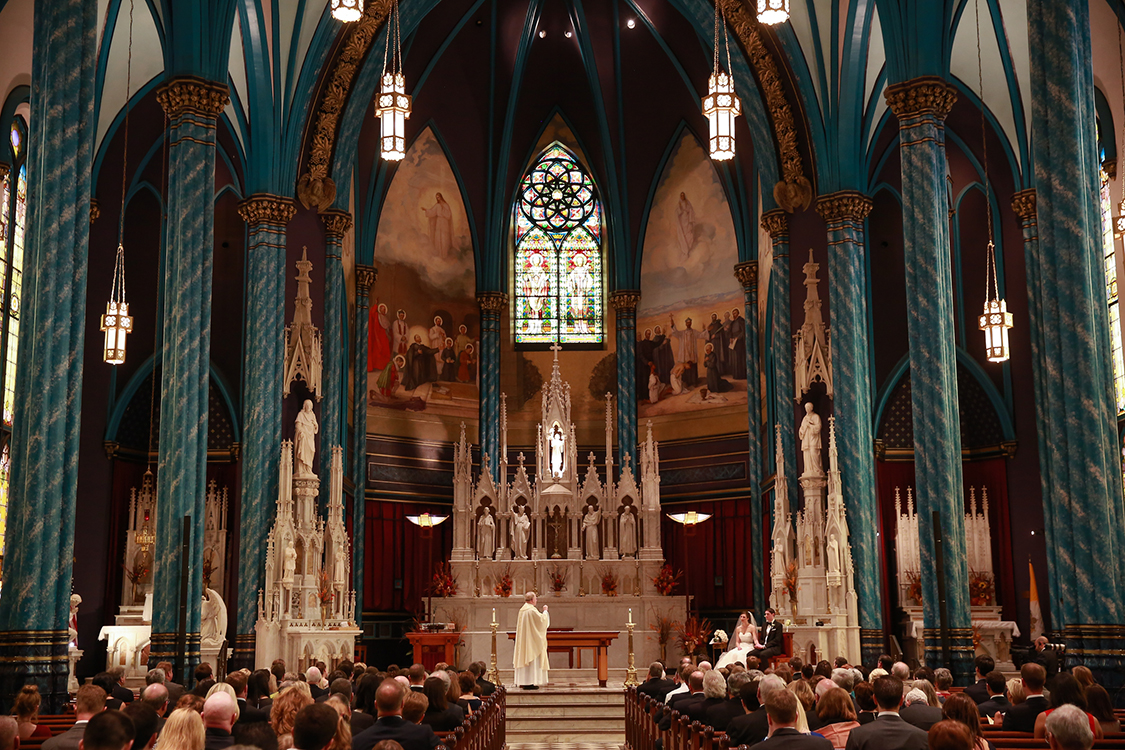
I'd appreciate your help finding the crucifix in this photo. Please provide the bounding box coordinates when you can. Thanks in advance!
[550,341,562,359]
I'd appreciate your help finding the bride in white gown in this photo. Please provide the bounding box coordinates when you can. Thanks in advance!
[715,611,759,669]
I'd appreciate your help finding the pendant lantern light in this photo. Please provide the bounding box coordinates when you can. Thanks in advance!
[375,0,411,161]
[330,0,363,22]
[102,0,135,365]
[972,0,1013,362]
[703,2,740,161]
[757,0,790,25]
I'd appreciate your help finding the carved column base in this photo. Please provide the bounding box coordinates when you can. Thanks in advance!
[0,631,70,713]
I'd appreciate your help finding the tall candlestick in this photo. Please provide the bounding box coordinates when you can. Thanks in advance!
[628,608,632,624]
[492,607,496,624]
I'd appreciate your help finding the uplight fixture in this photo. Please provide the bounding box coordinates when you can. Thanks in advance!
[757,0,790,25]
[330,0,363,22]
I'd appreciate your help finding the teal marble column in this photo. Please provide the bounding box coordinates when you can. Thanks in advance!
[319,211,351,513]
[885,78,973,681]
[734,262,765,611]
[1026,0,1125,687]
[816,192,884,664]
[611,291,640,467]
[232,195,296,668]
[0,0,98,712]
[352,264,377,623]
[150,77,229,683]
[477,292,505,478]
[761,210,798,513]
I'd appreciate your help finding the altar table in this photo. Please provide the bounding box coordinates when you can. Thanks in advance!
[406,631,462,671]
[508,629,619,687]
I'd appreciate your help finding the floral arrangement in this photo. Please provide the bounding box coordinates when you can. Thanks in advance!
[123,563,149,586]
[969,570,994,606]
[600,568,619,596]
[430,562,458,598]
[971,624,983,650]
[649,608,674,643]
[674,615,712,657]
[652,564,683,596]
[316,569,334,606]
[548,565,568,592]
[905,570,923,606]
[494,567,513,597]
[710,629,729,645]
[784,560,799,600]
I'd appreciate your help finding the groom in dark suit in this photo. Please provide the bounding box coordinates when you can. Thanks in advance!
[751,608,784,663]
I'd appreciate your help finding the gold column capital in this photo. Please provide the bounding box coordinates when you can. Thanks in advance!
[321,209,353,239]
[761,209,789,239]
[89,198,101,225]
[610,290,641,312]
[157,76,230,119]
[734,261,758,291]
[477,292,508,313]
[884,76,958,121]
[355,264,377,293]
[815,191,874,223]
[1011,189,1037,225]
[237,194,297,227]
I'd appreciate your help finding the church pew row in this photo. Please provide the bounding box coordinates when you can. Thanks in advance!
[435,686,506,750]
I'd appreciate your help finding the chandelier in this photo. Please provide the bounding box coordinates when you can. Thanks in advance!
[375,0,410,160]
[330,0,363,22]
[102,0,135,365]
[757,0,790,25]
[972,0,1012,362]
[702,1,740,161]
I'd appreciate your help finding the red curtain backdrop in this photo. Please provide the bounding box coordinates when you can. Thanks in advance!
[661,498,756,612]
[363,500,453,613]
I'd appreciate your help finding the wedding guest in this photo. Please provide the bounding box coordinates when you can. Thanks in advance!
[81,712,135,750]
[270,686,313,744]
[1033,674,1103,741]
[1003,663,1049,732]
[940,694,994,750]
[1045,705,1094,750]
[727,674,785,747]
[1071,666,1095,691]
[977,672,1012,719]
[900,688,943,731]
[637,663,675,702]
[455,673,481,715]
[406,666,426,694]
[841,676,927,750]
[467,662,495,697]
[1082,685,1119,735]
[750,689,832,749]
[15,685,50,740]
[926,720,974,750]
[0,718,17,750]
[292,704,341,750]
[352,680,441,750]
[157,709,205,750]
[402,694,428,725]
[706,672,751,732]
[1006,678,1026,706]
[121,703,159,750]
[141,684,170,727]
[420,677,464,732]
[851,683,876,726]
[815,687,860,749]
[202,692,238,750]
[43,685,106,750]
[964,656,995,705]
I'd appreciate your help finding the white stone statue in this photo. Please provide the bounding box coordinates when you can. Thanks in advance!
[283,544,297,581]
[200,587,228,648]
[804,535,814,566]
[333,553,347,585]
[68,594,82,648]
[583,505,601,559]
[295,400,319,477]
[512,506,530,560]
[828,535,840,574]
[549,425,565,478]
[619,507,637,557]
[799,402,823,476]
[478,508,495,560]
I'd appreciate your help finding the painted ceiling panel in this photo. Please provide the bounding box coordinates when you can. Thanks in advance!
[865,4,885,147]
[814,0,833,99]
[98,0,112,48]
[278,0,300,103]
[789,0,824,109]
[97,0,165,151]
[950,2,1020,167]
[229,14,249,141]
[1002,0,1029,150]
[291,0,328,106]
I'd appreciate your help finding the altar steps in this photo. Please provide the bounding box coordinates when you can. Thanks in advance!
[504,681,625,745]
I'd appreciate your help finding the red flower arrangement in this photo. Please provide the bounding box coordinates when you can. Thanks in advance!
[494,567,513,597]
[784,560,799,600]
[674,616,712,657]
[905,570,923,606]
[317,569,334,606]
[969,570,994,606]
[652,564,683,596]
[548,565,568,592]
[600,568,618,596]
[430,562,458,598]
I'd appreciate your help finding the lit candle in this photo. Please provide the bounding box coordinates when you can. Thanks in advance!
[492,607,496,624]
[628,608,632,624]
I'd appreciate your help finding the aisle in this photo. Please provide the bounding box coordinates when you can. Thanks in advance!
[503,670,626,745]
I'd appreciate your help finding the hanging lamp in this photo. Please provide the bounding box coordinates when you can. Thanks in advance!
[972,0,1012,362]
[702,1,740,161]
[375,0,411,161]
[757,0,790,25]
[101,0,135,365]
[330,0,363,22]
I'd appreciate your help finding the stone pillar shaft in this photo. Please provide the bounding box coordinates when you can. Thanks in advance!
[734,262,765,610]
[885,77,973,679]
[611,291,640,466]
[761,210,798,514]
[1026,0,1125,684]
[352,265,377,622]
[0,0,98,712]
[320,211,351,512]
[150,77,229,683]
[816,192,884,662]
[232,195,296,664]
[478,293,506,476]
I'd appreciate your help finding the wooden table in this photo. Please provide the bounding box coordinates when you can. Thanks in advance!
[405,631,461,671]
[508,629,619,686]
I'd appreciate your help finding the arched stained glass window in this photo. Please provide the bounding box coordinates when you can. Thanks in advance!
[1097,119,1125,413]
[514,145,603,345]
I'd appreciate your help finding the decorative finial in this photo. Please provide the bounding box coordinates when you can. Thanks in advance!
[550,341,562,360]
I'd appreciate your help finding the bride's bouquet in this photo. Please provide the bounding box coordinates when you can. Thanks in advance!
[710,629,729,645]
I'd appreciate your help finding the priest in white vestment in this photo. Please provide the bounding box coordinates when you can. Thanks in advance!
[513,591,550,689]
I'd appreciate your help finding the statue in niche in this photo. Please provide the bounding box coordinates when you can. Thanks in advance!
[583,505,601,559]
[547,509,564,559]
[200,588,228,648]
[477,508,495,560]
[295,400,319,477]
[799,402,823,476]
[619,506,637,557]
[803,535,813,567]
[284,544,296,581]
[333,552,347,585]
[549,425,566,478]
[827,535,840,575]
[68,594,82,648]
[511,506,530,560]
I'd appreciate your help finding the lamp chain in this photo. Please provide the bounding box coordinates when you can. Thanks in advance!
[713,0,720,76]
[975,0,999,303]
[118,0,134,251]
[723,4,733,84]
[1118,22,1125,206]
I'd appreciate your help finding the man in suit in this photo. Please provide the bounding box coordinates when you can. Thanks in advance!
[224,673,269,723]
[727,675,785,748]
[353,679,441,750]
[751,609,783,663]
[406,665,427,694]
[843,676,928,750]
[44,685,107,750]
[157,662,185,708]
[664,664,693,704]
[977,671,1012,718]
[1003,663,1049,733]
[749,688,832,749]
[292,704,340,750]
[1033,637,1060,680]
[684,671,727,724]
[91,674,124,711]
[706,672,752,732]
[306,668,328,700]
[202,692,237,750]
[468,662,496,697]
[120,703,158,750]
[660,671,704,730]
[899,689,943,731]
[78,711,134,750]
[109,670,134,705]
[637,663,676,703]
[140,685,168,731]
[963,655,995,704]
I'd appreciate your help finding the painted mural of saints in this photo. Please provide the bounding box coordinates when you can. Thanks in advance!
[422,192,453,258]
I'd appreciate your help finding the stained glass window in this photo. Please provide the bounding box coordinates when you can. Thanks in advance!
[1100,161,1125,414]
[514,145,603,344]
[3,164,25,427]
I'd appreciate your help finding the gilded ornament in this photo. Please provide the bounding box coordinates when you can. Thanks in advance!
[760,209,789,239]
[734,261,758,290]
[815,191,873,224]
[609,291,641,312]
[355,264,377,293]
[237,195,297,227]
[321,209,353,238]
[1011,189,1037,224]
[884,76,958,121]
[477,292,508,312]
[156,77,230,119]
[89,198,101,225]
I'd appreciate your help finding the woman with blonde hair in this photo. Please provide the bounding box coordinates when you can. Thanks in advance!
[159,708,206,750]
[786,680,817,734]
[204,682,240,721]
[324,696,353,750]
[1005,677,1026,706]
[271,686,314,743]
[13,684,49,740]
